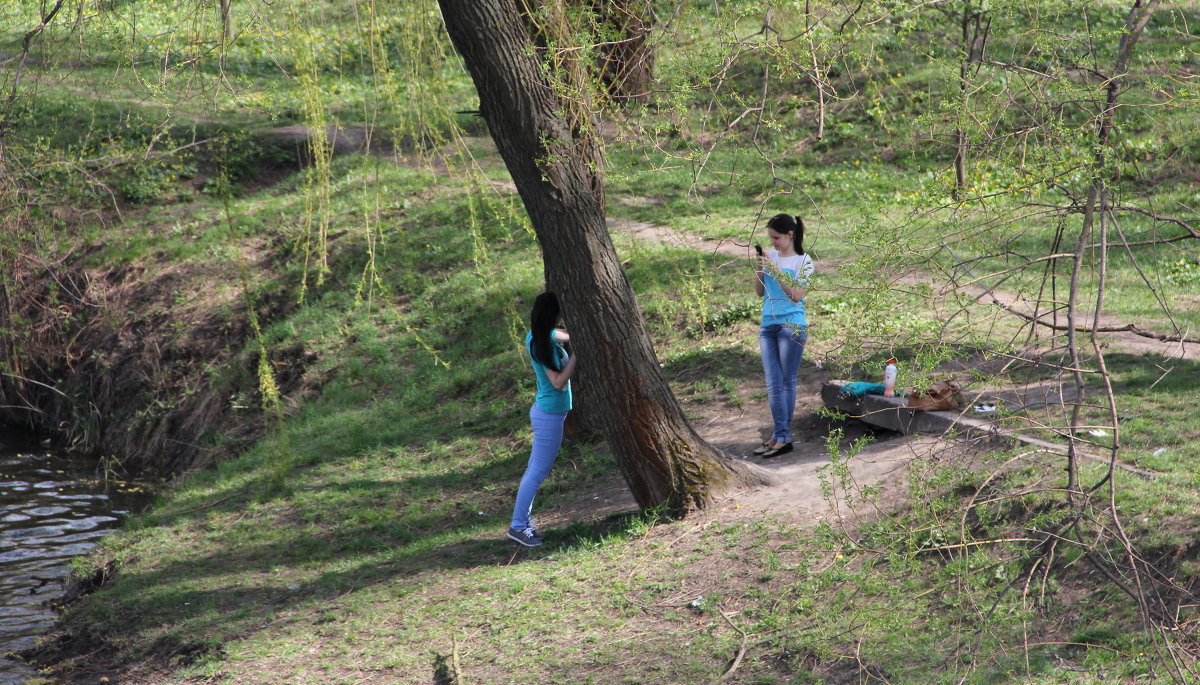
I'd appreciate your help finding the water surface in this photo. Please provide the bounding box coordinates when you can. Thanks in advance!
[0,440,150,682]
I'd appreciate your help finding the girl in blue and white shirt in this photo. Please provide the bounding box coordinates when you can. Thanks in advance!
[752,214,814,459]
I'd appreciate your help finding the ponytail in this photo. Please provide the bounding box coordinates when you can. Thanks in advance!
[766,213,806,255]
[530,292,563,372]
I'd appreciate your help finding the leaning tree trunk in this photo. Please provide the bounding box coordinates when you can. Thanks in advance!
[437,0,771,514]
[590,0,655,103]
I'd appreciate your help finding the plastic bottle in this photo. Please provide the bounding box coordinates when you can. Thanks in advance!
[883,359,897,397]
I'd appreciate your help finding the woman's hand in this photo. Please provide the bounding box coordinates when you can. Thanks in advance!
[781,274,807,303]
[545,354,576,390]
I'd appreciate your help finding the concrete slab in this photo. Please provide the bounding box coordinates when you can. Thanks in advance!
[821,381,1157,479]
[959,381,1081,414]
[820,382,1000,441]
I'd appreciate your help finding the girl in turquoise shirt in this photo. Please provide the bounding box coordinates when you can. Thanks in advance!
[508,292,577,547]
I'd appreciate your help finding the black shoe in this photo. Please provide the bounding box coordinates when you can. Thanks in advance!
[751,441,773,456]
[761,443,793,458]
[507,526,544,547]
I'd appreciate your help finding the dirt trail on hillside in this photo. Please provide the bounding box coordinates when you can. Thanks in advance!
[679,373,938,527]
[258,127,1194,530]
[545,370,932,529]
[607,216,1199,362]
[539,215,1198,531]
[252,123,1197,363]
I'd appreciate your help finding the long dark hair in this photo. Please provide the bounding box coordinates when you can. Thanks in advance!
[766,213,806,255]
[530,291,562,372]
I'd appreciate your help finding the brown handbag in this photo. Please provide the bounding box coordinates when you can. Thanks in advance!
[907,379,962,411]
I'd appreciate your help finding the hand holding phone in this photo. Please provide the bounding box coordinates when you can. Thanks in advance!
[754,244,763,257]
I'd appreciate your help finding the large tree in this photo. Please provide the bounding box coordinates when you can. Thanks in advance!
[588,0,655,103]
[436,0,772,514]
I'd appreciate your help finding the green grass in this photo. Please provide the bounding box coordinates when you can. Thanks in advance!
[30,150,1190,682]
[10,1,1200,682]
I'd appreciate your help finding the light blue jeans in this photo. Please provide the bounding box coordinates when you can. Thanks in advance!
[760,324,807,444]
[511,403,568,530]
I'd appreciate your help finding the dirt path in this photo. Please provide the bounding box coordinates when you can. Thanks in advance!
[45,84,1198,365]
[607,216,1199,362]
[547,214,1198,532]
[246,121,1200,362]
[682,373,933,526]
[543,359,932,530]
[248,126,1193,529]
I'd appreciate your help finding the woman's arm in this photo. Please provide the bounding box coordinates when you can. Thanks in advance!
[754,257,766,297]
[545,354,576,390]
[781,282,807,303]
[760,260,807,301]
[779,257,812,303]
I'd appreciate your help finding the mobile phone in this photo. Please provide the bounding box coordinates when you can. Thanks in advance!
[754,244,763,256]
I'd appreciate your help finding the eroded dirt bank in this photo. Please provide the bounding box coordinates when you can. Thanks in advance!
[0,237,312,479]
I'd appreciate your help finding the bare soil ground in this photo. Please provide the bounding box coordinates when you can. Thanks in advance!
[540,369,937,540]
[542,212,1198,535]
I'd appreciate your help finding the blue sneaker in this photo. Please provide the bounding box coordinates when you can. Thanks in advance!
[507,526,543,547]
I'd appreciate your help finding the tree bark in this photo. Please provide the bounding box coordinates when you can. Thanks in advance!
[1067,0,1160,498]
[953,0,987,199]
[590,0,655,103]
[219,0,233,41]
[436,0,772,514]
[953,1,970,198]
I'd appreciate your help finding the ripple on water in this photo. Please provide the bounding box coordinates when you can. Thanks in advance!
[0,448,151,681]
[20,506,72,517]
[51,493,107,501]
[0,605,48,625]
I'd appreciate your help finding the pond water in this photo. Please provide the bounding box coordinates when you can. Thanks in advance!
[0,438,151,683]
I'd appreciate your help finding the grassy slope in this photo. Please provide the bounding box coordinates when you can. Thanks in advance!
[4,1,1199,683]
[32,154,1200,684]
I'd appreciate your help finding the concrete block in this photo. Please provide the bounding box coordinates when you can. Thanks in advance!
[821,381,1155,479]
[821,381,994,440]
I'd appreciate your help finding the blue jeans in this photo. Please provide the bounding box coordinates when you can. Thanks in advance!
[759,324,807,444]
[511,403,567,530]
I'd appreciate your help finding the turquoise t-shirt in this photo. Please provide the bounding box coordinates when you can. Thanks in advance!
[525,331,572,413]
[761,251,814,328]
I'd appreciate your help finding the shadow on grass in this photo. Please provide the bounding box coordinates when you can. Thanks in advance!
[46,507,662,674]
[38,431,646,669]
[1102,352,1199,396]
[662,344,762,384]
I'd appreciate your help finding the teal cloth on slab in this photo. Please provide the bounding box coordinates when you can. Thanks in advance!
[840,382,887,397]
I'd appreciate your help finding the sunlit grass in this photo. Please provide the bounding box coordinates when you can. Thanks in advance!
[13,1,1200,682]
